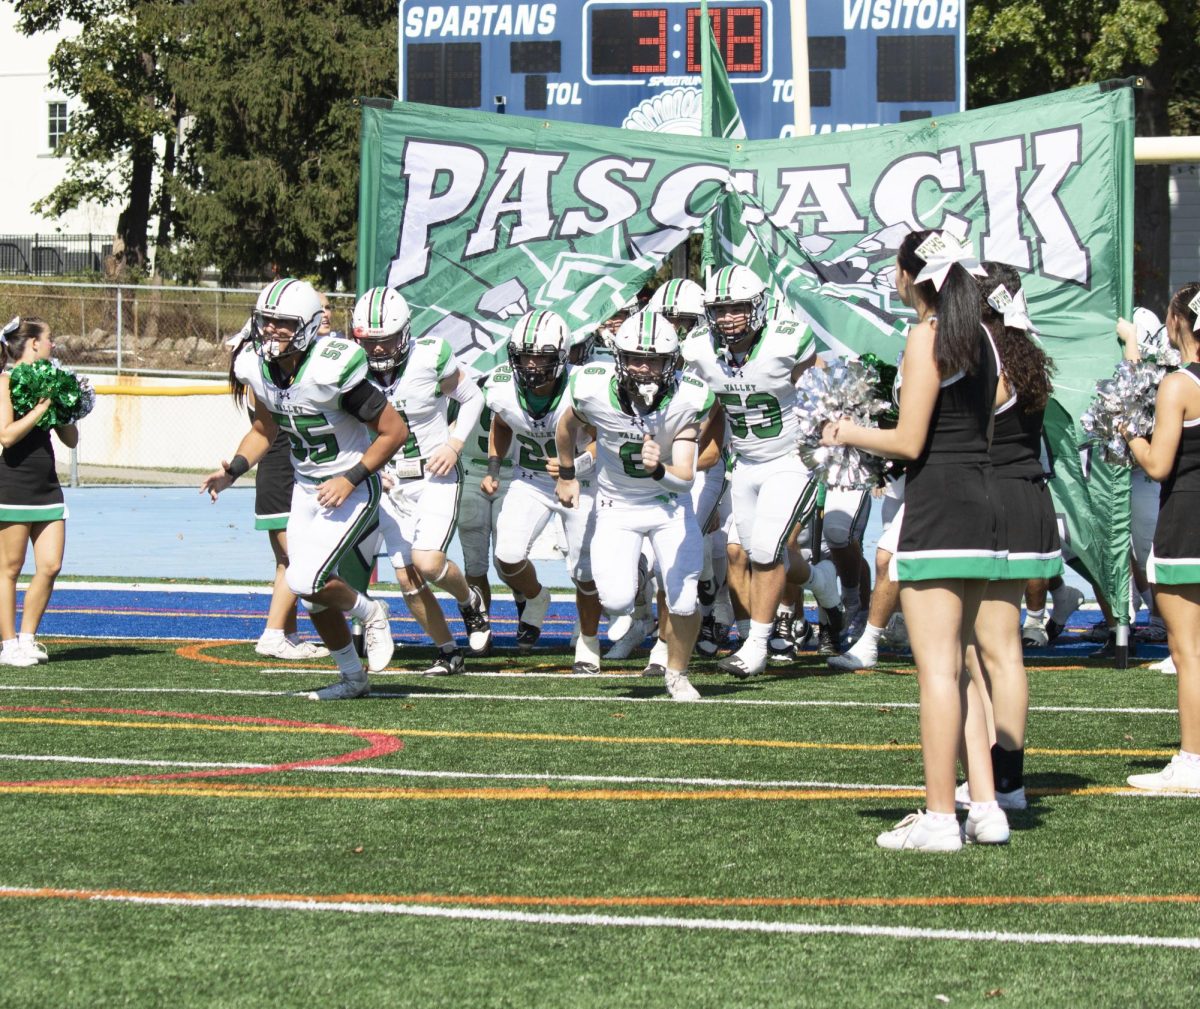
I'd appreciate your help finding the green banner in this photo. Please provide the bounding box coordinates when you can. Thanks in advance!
[357,83,1135,611]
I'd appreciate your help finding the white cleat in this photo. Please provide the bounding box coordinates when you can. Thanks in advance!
[664,668,701,701]
[362,599,395,673]
[717,644,767,679]
[876,811,963,852]
[256,637,327,661]
[605,618,651,660]
[305,673,369,701]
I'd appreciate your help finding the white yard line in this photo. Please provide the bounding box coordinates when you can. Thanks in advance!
[1,886,1195,950]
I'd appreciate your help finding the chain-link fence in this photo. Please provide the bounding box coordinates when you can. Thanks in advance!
[0,280,355,485]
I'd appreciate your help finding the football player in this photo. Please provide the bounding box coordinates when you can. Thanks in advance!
[689,266,842,678]
[482,310,602,672]
[556,312,714,701]
[202,278,408,700]
[351,287,491,675]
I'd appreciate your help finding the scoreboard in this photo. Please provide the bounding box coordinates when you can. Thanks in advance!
[398,1,966,138]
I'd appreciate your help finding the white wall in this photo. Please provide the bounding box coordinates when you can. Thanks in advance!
[0,8,119,235]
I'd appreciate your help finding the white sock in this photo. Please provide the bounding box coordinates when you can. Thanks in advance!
[259,628,285,644]
[348,593,374,621]
[1179,749,1200,766]
[649,637,669,665]
[575,634,601,665]
[331,644,364,676]
[854,623,884,651]
[18,632,35,647]
[969,800,1000,815]
[747,620,772,648]
[1024,607,1045,624]
[924,810,957,827]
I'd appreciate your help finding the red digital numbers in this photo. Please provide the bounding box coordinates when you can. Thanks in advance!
[631,8,668,74]
[686,6,763,74]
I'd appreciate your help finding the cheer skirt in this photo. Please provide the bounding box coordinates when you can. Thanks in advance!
[1148,490,1200,586]
[992,476,1063,580]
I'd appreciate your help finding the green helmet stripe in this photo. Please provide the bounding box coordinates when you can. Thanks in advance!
[526,310,545,347]
[369,287,385,328]
[265,279,293,309]
[640,314,653,349]
[717,268,733,299]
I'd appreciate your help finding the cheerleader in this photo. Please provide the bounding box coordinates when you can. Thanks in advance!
[0,317,78,666]
[823,230,1005,850]
[958,264,1062,822]
[1123,282,1200,791]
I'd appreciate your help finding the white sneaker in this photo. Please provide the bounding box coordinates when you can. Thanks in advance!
[805,559,841,609]
[1150,655,1177,675]
[362,599,395,673]
[664,668,701,701]
[0,647,38,668]
[305,673,369,701]
[954,782,1027,811]
[20,640,48,664]
[965,804,1010,844]
[1127,754,1200,792]
[827,635,878,671]
[605,618,650,660]
[717,642,767,679]
[876,811,963,852]
[256,636,325,661]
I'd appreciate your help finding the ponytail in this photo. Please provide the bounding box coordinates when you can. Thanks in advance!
[228,320,254,409]
[0,317,49,373]
[897,230,983,378]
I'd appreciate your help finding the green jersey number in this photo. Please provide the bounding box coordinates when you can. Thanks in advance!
[618,440,651,478]
[274,412,339,464]
[515,433,558,471]
[717,391,783,440]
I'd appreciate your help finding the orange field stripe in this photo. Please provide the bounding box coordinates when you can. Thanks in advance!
[0,780,1147,802]
[3,884,1198,912]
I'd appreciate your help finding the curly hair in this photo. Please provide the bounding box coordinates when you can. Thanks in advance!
[977,262,1054,414]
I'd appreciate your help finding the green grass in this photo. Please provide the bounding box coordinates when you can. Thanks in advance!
[0,640,1196,1008]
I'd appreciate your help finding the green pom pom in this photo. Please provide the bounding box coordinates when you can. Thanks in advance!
[8,359,89,429]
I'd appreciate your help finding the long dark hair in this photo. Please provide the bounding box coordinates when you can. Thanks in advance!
[0,317,48,372]
[978,262,1054,414]
[228,322,254,409]
[1169,282,1200,335]
[896,230,982,377]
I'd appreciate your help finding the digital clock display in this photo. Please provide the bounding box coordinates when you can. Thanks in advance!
[589,4,766,79]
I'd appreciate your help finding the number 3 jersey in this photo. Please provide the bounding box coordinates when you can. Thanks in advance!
[569,361,714,504]
[484,365,587,488]
[233,337,374,481]
[681,320,815,465]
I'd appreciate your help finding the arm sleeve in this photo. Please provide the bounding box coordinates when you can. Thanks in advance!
[446,372,485,438]
[342,380,388,423]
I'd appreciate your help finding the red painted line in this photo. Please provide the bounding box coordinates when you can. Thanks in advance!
[0,705,401,788]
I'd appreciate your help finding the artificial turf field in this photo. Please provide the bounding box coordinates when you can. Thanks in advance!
[2,586,1198,1008]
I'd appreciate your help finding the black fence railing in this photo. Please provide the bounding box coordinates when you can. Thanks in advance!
[0,234,114,277]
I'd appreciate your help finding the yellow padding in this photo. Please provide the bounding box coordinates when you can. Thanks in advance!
[91,385,229,396]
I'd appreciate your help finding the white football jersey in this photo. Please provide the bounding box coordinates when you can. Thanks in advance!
[375,336,457,464]
[453,396,503,479]
[485,365,588,487]
[569,361,714,503]
[234,337,373,481]
[681,319,814,464]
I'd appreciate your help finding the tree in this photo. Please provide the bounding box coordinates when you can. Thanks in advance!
[967,1,1200,313]
[12,0,185,278]
[160,0,398,287]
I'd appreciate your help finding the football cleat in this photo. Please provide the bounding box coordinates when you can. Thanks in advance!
[516,586,551,653]
[458,586,493,655]
[1021,622,1049,648]
[717,645,767,679]
[362,599,395,673]
[423,649,465,677]
[767,613,795,663]
[817,606,844,656]
[642,662,666,679]
[664,668,701,702]
[694,614,720,658]
[605,618,652,660]
[572,661,600,675]
[306,672,369,701]
[256,636,328,661]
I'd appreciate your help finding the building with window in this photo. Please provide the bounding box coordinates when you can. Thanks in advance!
[0,7,119,236]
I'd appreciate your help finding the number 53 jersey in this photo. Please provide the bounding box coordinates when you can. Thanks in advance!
[569,361,714,504]
[681,320,814,465]
[234,338,373,482]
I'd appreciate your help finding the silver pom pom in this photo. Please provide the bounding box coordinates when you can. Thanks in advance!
[795,360,892,488]
[1080,359,1167,466]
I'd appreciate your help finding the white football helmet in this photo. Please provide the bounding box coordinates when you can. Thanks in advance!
[648,278,706,337]
[704,265,768,348]
[611,311,680,411]
[596,292,642,343]
[507,309,569,398]
[252,279,324,360]
[351,287,412,376]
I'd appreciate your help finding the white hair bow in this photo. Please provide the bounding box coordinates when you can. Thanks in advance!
[1188,289,1200,333]
[0,317,18,345]
[986,284,1034,332]
[913,232,986,291]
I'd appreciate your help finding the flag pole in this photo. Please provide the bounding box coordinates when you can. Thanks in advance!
[790,0,811,138]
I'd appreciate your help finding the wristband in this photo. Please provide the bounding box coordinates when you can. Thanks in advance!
[558,464,577,481]
[344,462,370,486]
[487,456,503,479]
[224,455,250,480]
[650,463,666,481]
